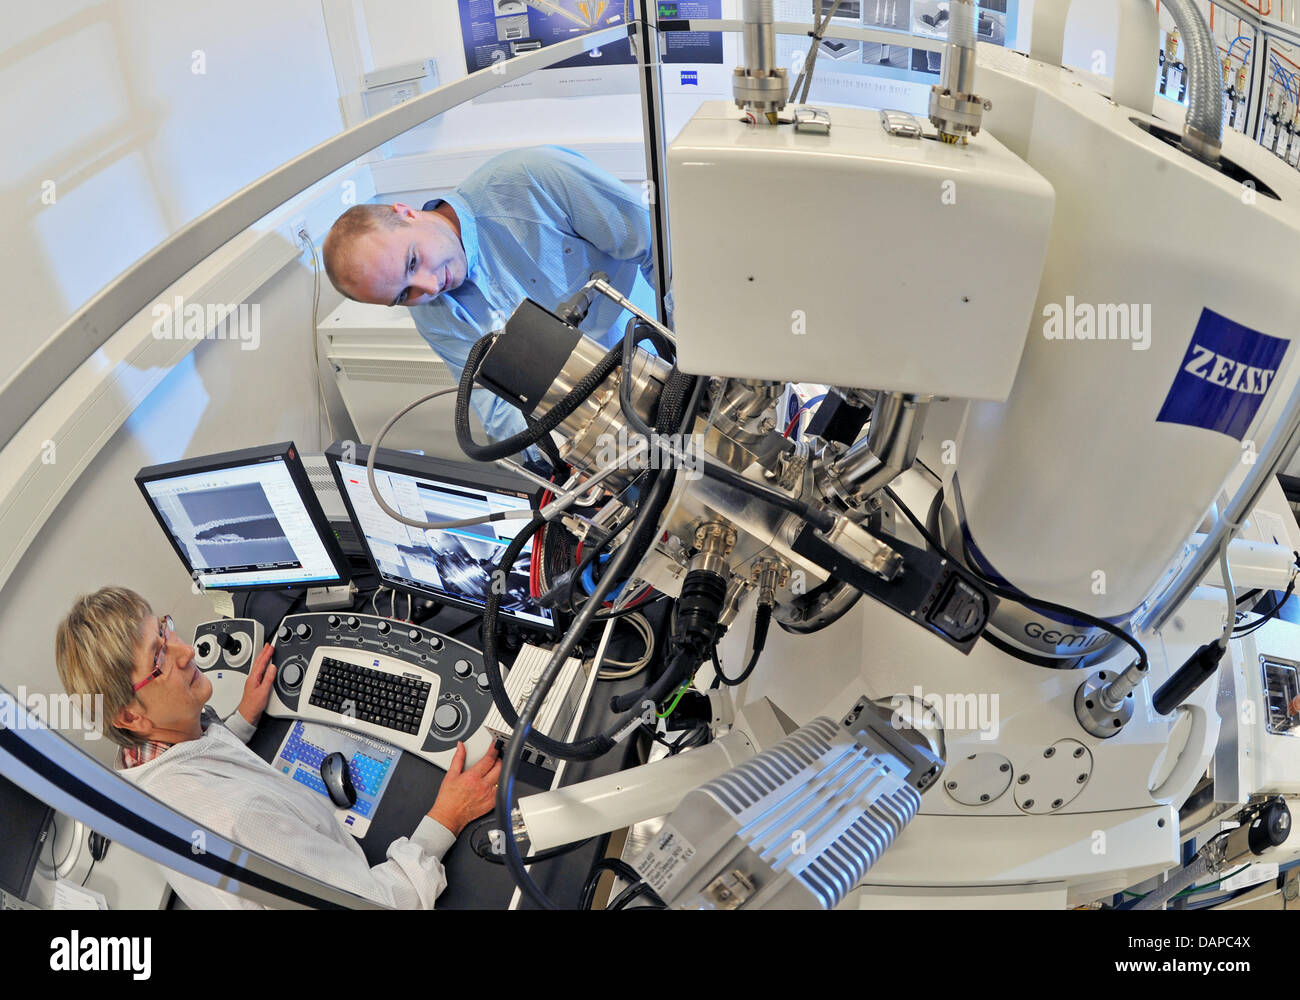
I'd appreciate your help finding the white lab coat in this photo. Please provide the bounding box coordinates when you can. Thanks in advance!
[117,711,454,909]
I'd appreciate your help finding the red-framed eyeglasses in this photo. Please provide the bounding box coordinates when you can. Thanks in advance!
[133,614,174,693]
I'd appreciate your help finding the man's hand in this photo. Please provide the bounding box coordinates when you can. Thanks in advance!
[428,741,501,836]
[236,643,276,728]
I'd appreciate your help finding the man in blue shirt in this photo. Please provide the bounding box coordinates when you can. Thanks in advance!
[321,146,660,448]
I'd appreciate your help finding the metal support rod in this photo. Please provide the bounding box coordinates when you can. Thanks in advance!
[633,1,673,326]
[586,276,677,345]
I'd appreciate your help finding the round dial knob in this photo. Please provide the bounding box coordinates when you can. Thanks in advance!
[221,634,242,656]
[277,625,292,643]
[280,661,304,688]
[377,620,391,635]
[327,615,340,628]
[196,639,213,658]
[294,623,312,640]
[408,629,421,643]
[433,704,463,732]
[476,673,491,691]
[454,659,473,678]
[346,616,360,630]
[427,635,443,650]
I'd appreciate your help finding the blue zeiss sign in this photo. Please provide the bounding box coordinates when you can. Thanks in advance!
[1156,308,1289,441]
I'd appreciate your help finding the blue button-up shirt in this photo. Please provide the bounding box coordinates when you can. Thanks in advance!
[410,145,659,446]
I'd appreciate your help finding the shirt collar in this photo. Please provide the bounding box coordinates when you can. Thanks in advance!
[422,193,479,279]
[117,706,219,769]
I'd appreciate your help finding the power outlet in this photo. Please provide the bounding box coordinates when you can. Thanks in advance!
[291,217,310,249]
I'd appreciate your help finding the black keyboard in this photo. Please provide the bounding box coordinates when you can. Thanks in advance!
[307,657,431,735]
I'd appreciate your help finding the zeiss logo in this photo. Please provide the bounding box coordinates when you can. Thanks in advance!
[1156,309,1288,441]
[680,70,698,86]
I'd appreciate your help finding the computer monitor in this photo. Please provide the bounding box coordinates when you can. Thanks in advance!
[0,774,53,901]
[136,442,350,592]
[326,443,556,633]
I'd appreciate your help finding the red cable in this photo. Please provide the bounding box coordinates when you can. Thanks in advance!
[530,486,555,598]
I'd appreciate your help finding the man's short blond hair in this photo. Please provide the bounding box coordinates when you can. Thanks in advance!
[55,587,152,749]
[322,204,406,298]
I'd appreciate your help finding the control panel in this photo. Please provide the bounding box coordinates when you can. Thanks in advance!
[191,617,265,720]
[265,612,495,770]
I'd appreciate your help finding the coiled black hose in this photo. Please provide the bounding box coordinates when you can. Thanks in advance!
[453,331,623,463]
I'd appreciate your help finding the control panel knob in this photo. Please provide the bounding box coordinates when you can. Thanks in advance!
[428,635,443,650]
[408,629,421,643]
[196,639,213,658]
[327,615,340,629]
[221,634,242,656]
[277,625,292,643]
[433,704,463,732]
[346,616,360,630]
[377,620,391,635]
[476,673,491,691]
[280,661,304,688]
[294,623,312,640]
[454,659,473,678]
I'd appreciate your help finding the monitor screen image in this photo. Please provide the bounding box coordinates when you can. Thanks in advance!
[329,446,554,631]
[136,443,349,591]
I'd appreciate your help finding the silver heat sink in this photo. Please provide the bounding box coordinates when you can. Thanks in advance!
[633,698,941,909]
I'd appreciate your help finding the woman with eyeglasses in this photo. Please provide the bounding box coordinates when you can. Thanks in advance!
[54,586,500,909]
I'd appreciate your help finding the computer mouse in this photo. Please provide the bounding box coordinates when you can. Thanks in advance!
[320,752,357,809]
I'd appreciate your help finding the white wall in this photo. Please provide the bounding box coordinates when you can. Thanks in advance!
[354,0,744,169]
[0,2,349,761]
[0,261,334,767]
[3,0,345,367]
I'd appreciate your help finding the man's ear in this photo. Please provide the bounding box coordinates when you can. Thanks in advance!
[391,202,418,222]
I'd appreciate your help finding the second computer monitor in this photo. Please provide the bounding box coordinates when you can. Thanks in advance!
[327,444,554,632]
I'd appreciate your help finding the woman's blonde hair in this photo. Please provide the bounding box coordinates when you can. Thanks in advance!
[55,587,153,749]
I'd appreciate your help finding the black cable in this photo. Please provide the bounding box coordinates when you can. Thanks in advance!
[497,373,703,909]
[619,318,659,440]
[480,515,605,761]
[467,817,594,865]
[44,817,59,867]
[1233,576,1297,635]
[579,857,645,910]
[642,719,710,756]
[525,412,570,478]
[700,459,835,532]
[563,514,634,615]
[712,603,771,686]
[607,880,666,910]
[883,486,1149,674]
[81,859,96,887]
[454,332,623,462]
[609,648,693,714]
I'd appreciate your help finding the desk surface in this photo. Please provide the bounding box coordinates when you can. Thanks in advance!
[241,594,667,909]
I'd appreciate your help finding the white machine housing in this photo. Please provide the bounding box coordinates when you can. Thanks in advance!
[667,100,1056,402]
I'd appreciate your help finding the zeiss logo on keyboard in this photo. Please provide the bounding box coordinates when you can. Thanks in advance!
[681,70,698,86]
[1156,309,1289,441]
[373,659,380,666]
